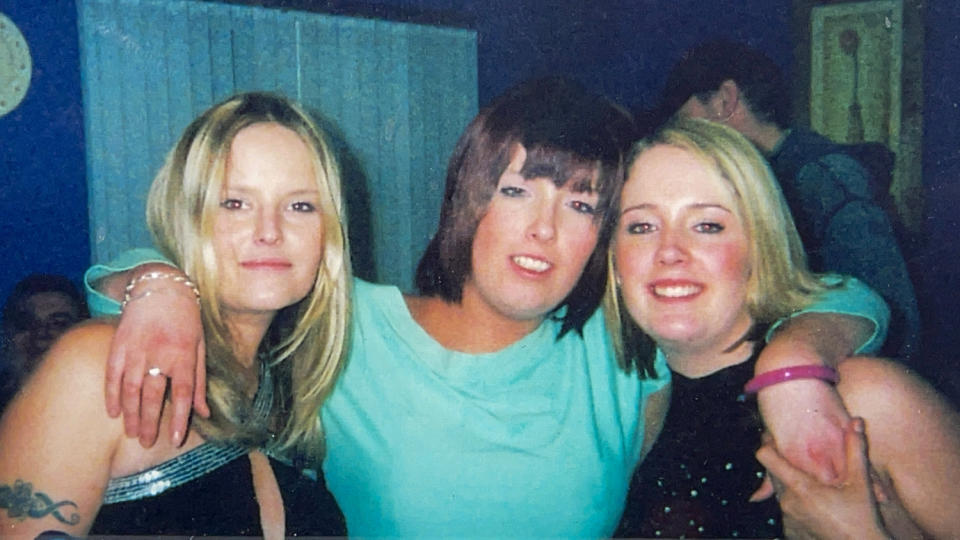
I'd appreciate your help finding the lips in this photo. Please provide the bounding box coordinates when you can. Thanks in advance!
[511,255,552,273]
[241,259,292,269]
[649,279,703,299]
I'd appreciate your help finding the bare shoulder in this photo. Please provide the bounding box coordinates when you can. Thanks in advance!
[0,320,123,537]
[1,318,123,454]
[8,319,119,419]
[46,318,118,357]
[38,319,117,375]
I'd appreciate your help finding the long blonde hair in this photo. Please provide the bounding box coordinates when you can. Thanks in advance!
[146,92,351,463]
[605,118,828,375]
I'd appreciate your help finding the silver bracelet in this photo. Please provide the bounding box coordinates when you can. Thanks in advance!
[121,271,201,312]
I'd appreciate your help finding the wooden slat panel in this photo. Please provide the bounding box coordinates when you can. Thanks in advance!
[78,0,477,290]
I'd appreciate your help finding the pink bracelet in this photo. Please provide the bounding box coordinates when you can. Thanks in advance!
[743,365,839,395]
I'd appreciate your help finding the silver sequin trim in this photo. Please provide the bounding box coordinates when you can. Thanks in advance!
[102,442,247,504]
[102,363,274,504]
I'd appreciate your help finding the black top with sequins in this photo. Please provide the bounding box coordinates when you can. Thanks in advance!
[89,448,345,536]
[615,356,782,539]
[89,363,346,536]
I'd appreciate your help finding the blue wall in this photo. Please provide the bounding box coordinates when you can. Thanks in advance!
[1,1,88,301]
[2,0,959,395]
[920,0,960,372]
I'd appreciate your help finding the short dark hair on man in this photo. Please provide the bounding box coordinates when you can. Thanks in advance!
[659,40,791,128]
[415,76,635,337]
[2,274,87,336]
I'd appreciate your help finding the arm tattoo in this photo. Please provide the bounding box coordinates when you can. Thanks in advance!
[0,480,81,525]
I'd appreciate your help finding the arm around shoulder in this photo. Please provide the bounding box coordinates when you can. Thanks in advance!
[838,356,960,539]
[85,248,175,315]
[84,248,208,447]
[764,275,890,361]
[0,321,124,537]
[754,276,889,485]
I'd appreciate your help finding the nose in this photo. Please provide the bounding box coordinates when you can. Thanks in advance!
[526,201,557,242]
[656,227,687,265]
[255,208,282,245]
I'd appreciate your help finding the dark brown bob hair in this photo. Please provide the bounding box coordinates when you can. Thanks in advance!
[415,77,636,336]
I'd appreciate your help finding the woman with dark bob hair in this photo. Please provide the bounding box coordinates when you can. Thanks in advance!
[415,76,630,335]
[77,78,887,537]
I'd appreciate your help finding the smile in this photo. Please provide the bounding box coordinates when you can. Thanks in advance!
[651,283,703,298]
[512,255,552,273]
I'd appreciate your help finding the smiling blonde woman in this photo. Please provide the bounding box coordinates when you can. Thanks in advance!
[610,118,960,539]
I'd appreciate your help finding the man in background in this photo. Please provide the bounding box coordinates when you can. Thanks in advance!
[1,273,88,411]
[655,40,920,362]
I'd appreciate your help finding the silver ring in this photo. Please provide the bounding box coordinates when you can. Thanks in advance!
[147,366,163,377]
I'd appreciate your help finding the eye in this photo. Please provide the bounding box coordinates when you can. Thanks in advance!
[499,186,527,197]
[693,222,725,234]
[291,201,317,212]
[569,200,596,215]
[625,221,656,234]
[220,198,246,210]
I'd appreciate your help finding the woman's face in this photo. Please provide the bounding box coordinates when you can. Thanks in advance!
[212,122,325,320]
[615,144,752,355]
[463,145,600,323]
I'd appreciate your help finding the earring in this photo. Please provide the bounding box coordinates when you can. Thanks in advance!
[717,109,734,123]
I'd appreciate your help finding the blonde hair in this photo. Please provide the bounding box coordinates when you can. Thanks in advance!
[605,118,829,374]
[146,92,351,463]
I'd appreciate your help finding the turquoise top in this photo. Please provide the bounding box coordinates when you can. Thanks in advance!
[321,279,668,537]
[85,250,888,537]
[85,248,173,316]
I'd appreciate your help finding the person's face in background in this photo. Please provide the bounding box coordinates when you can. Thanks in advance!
[9,291,83,370]
[464,145,601,324]
[614,144,752,357]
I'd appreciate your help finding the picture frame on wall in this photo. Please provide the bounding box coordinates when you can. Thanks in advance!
[808,0,923,234]
[811,0,901,148]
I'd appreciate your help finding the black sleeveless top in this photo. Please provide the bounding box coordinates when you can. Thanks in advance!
[616,347,782,538]
[89,445,345,536]
[90,364,345,536]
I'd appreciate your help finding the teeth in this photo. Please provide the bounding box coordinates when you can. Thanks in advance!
[513,255,551,272]
[654,285,701,298]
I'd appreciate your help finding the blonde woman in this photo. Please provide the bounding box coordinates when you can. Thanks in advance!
[0,92,349,537]
[609,118,960,538]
